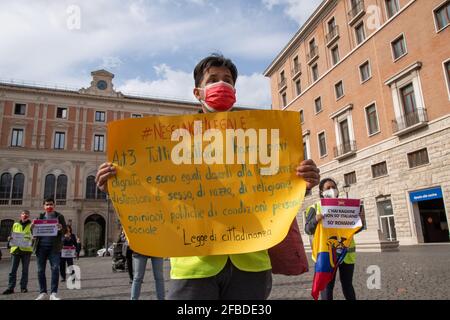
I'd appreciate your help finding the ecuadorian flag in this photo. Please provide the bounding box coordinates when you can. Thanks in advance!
[311,198,361,300]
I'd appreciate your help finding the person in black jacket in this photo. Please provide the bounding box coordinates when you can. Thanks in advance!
[32,198,67,300]
[60,225,77,282]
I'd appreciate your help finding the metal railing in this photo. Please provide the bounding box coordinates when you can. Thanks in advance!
[278,78,287,90]
[334,140,357,158]
[348,0,365,21]
[291,63,301,77]
[392,108,428,133]
[307,45,319,62]
[326,25,340,44]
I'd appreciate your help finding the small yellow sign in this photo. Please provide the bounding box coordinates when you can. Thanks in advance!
[107,110,305,257]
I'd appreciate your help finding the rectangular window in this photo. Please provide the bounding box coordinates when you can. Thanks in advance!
[54,132,65,150]
[392,35,407,60]
[56,107,67,119]
[14,103,26,115]
[434,1,450,31]
[295,79,301,96]
[328,17,336,33]
[408,148,429,168]
[132,114,143,118]
[309,39,316,54]
[385,0,400,18]
[372,161,388,178]
[340,119,350,145]
[299,110,304,124]
[331,45,340,65]
[318,132,327,157]
[292,56,300,75]
[11,129,23,147]
[344,171,357,185]
[315,97,322,113]
[335,81,344,100]
[312,64,319,82]
[355,22,366,44]
[281,92,287,107]
[366,104,379,135]
[94,134,105,152]
[280,70,285,82]
[360,61,371,82]
[95,111,106,122]
[400,83,417,114]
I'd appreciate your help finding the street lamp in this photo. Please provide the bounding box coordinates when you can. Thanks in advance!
[105,194,110,256]
[343,184,350,199]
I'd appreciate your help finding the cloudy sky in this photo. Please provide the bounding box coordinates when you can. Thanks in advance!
[0,0,322,108]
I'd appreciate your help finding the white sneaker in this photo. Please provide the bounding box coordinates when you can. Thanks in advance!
[35,293,49,300]
[49,293,61,300]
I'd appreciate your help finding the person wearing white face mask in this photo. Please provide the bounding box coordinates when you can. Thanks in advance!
[304,178,364,300]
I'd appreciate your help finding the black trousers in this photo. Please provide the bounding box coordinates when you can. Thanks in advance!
[60,257,74,280]
[126,248,133,280]
[321,262,356,300]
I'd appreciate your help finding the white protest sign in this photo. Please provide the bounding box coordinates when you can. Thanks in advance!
[9,232,32,248]
[61,246,77,258]
[320,198,362,229]
[32,219,58,236]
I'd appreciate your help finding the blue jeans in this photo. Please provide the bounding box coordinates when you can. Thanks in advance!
[8,252,31,290]
[36,246,61,294]
[131,253,165,300]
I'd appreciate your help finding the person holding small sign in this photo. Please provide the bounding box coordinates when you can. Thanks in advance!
[305,178,364,300]
[2,210,33,295]
[96,54,320,300]
[60,226,77,283]
[32,198,67,300]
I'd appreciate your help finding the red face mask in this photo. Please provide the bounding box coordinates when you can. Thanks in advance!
[45,207,54,213]
[199,81,236,112]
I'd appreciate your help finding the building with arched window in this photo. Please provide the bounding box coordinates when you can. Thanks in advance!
[0,69,198,255]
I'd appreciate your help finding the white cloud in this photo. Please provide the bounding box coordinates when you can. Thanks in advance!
[118,64,271,108]
[0,0,294,105]
[118,64,195,102]
[262,0,323,25]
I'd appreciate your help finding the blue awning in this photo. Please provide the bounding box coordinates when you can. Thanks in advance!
[409,187,443,203]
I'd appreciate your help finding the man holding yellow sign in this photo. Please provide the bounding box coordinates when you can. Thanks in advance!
[96,54,320,300]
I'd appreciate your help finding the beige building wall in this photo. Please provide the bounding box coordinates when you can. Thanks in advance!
[0,70,198,255]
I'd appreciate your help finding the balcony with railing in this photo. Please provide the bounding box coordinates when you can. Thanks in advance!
[326,25,340,46]
[334,140,357,160]
[348,0,365,25]
[291,63,301,79]
[307,46,319,64]
[392,108,428,136]
[278,78,287,91]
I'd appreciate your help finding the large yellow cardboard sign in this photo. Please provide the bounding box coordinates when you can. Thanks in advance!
[107,110,305,257]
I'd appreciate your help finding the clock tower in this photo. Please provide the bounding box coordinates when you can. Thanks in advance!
[79,69,123,97]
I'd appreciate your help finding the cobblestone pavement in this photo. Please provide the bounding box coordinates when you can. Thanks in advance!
[0,244,449,300]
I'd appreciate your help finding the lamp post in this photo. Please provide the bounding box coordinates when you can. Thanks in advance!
[105,194,110,256]
[343,184,350,199]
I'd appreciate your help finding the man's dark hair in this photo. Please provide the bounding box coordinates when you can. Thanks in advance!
[319,178,338,197]
[43,197,55,204]
[194,53,238,87]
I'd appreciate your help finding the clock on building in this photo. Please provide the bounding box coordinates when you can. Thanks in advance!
[97,80,108,90]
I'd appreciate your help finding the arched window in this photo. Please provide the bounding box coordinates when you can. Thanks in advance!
[11,173,24,205]
[86,176,96,199]
[0,173,12,205]
[44,174,56,199]
[86,175,107,200]
[56,175,68,205]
